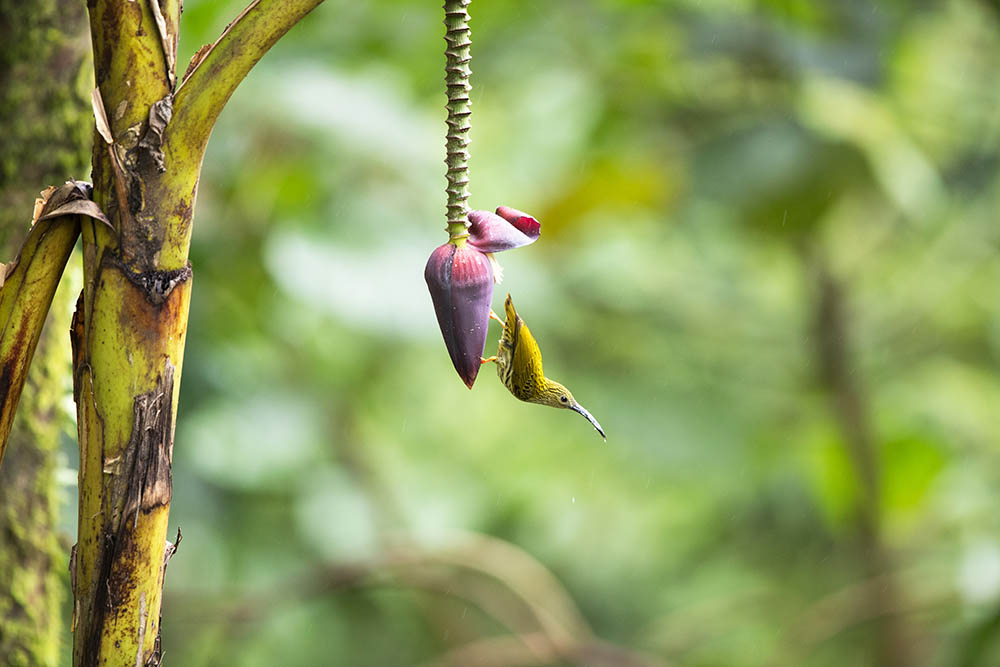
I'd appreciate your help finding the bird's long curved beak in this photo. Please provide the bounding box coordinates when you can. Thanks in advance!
[572,404,606,441]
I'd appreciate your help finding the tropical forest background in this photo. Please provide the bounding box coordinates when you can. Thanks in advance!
[22,0,1000,664]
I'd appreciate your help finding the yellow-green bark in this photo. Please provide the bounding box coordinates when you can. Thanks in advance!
[72,258,190,664]
[71,1,324,663]
[0,214,80,457]
[72,1,186,661]
[0,0,326,661]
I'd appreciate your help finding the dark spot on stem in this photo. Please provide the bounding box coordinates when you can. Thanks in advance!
[0,362,13,407]
[107,252,192,306]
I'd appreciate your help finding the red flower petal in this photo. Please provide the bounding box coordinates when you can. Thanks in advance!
[495,206,541,239]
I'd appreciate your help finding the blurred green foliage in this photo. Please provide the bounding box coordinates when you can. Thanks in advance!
[141,0,1000,664]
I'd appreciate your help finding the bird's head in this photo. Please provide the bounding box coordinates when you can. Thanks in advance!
[538,380,605,440]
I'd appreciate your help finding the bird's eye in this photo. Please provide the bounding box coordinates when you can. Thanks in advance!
[560,396,568,403]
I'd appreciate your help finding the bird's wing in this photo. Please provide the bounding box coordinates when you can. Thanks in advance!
[512,317,545,400]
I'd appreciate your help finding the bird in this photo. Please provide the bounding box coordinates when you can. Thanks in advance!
[482,294,605,440]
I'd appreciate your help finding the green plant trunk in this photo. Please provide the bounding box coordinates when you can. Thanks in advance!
[71,1,190,664]
[0,1,91,665]
[68,1,323,662]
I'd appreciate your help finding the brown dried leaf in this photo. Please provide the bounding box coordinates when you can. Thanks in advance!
[36,180,114,232]
[31,185,58,225]
[147,0,176,88]
[164,526,182,566]
[38,199,112,226]
[91,87,114,144]
[182,43,213,84]
[138,96,173,174]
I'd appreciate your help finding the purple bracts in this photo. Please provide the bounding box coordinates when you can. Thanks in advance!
[468,209,541,253]
[426,206,541,388]
[425,243,494,388]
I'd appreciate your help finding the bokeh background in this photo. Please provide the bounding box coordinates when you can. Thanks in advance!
[59,0,1000,664]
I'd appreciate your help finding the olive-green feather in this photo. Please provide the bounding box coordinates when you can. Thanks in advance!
[491,294,606,439]
[497,294,546,401]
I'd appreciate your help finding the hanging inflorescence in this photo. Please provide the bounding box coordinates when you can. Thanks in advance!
[443,0,472,239]
[427,0,544,393]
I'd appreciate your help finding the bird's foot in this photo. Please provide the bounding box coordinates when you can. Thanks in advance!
[489,310,505,327]
[481,356,498,365]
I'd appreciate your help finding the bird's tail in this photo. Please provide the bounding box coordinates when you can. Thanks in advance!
[504,293,518,326]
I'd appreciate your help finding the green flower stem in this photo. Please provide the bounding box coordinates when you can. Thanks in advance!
[444,0,472,242]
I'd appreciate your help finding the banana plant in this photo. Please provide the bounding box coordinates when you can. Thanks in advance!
[0,2,323,664]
